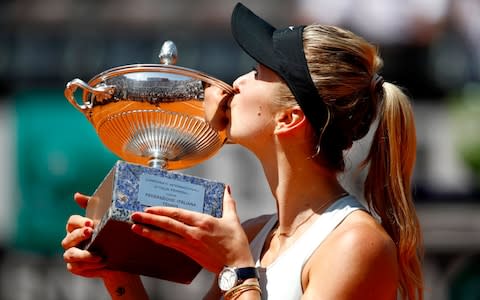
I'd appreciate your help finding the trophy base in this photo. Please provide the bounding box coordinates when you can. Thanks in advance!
[84,160,224,284]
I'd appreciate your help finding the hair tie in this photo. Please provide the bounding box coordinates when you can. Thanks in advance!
[370,73,384,98]
[371,73,384,89]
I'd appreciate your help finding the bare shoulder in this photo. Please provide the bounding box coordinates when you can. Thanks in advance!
[325,210,397,263]
[241,214,274,242]
[303,210,398,300]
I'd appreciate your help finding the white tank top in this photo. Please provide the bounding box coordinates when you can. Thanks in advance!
[249,196,365,300]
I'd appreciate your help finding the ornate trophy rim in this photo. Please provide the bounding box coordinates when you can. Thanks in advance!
[88,63,234,95]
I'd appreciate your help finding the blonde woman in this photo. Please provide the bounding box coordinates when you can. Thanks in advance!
[62,3,423,299]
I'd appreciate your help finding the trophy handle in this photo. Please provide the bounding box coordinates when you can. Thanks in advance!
[64,78,115,113]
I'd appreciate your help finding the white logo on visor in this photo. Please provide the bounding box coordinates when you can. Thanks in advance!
[289,26,294,30]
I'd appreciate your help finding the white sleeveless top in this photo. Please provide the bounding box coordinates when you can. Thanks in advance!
[249,196,365,300]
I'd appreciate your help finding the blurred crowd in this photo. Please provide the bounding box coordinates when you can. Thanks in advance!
[0,0,479,93]
[297,0,480,96]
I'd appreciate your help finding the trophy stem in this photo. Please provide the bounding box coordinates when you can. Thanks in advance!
[148,157,167,169]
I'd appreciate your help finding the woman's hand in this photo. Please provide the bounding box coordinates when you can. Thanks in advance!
[130,186,254,274]
[62,193,149,300]
[203,84,231,131]
[61,193,125,279]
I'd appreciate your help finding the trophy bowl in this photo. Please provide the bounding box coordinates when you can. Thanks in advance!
[65,42,231,169]
[64,41,233,283]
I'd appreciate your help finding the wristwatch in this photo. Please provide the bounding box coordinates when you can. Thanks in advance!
[218,266,259,292]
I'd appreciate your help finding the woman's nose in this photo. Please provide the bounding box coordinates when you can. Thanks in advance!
[232,72,250,91]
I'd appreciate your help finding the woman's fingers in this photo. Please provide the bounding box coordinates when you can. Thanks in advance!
[131,222,184,246]
[129,185,250,273]
[221,185,239,220]
[136,206,203,225]
[62,193,115,279]
[74,192,90,209]
[135,185,236,225]
[63,247,102,264]
[61,226,93,250]
[130,185,240,240]
[65,215,94,233]
[131,209,194,239]
[66,264,105,278]
[63,246,105,277]
[131,207,213,253]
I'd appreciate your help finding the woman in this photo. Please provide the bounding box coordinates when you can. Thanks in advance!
[62,3,423,299]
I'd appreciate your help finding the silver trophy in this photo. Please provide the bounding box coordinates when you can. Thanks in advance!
[64,41,233,283]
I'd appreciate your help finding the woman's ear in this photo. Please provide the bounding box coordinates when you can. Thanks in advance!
[274,107,307,135]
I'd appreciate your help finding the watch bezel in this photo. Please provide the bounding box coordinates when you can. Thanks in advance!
[218,267,239,291]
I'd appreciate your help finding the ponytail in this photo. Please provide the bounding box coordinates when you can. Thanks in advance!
[362,82,424,299]
[299,24,423,298]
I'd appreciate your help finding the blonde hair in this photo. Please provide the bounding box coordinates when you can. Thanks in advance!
[277,24,423,299]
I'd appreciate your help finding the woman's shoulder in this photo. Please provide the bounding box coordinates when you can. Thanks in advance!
[241,213,275,242]
[322,210,397,270]
[304,210,399,299]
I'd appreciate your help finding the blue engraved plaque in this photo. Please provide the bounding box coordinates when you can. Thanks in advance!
[138,174,206,212]
[84,161,224,283]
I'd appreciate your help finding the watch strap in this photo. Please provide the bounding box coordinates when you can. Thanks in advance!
[236,266,259,281]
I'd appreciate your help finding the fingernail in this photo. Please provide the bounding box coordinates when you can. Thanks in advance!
[226,185,231,194]
[131,213,142,222]
[85,220,93,227]
[131,224,147,234]
[83,228,92,237]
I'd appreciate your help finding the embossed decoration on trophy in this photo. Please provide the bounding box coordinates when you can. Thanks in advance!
[64,41,232,283]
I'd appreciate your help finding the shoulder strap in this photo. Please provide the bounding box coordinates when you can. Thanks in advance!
[249,214,278,265]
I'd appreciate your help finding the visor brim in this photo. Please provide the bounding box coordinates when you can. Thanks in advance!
[231,3,279,73]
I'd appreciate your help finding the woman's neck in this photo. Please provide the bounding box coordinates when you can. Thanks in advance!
[257,153,347,265]
[260,152,347,234]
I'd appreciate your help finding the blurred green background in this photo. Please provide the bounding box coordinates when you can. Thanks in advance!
[14,89,117,254]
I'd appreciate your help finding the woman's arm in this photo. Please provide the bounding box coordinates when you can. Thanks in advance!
[102,272,149,300]
[201,213,273,300]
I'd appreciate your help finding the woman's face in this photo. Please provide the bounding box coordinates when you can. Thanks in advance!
[226,64,283,148]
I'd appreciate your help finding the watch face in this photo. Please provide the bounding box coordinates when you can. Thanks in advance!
[218,268,238,291]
